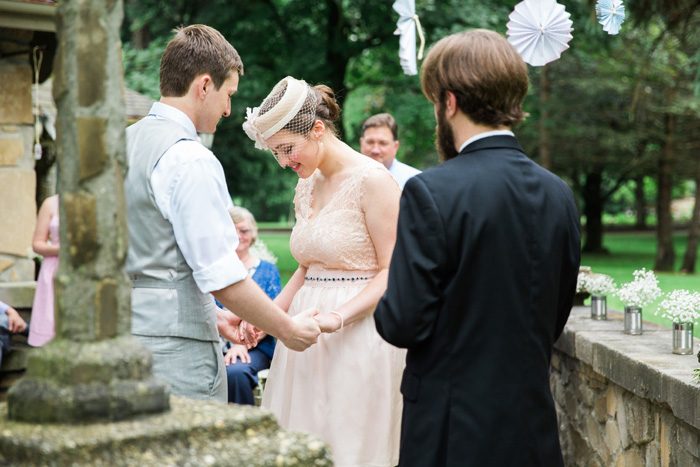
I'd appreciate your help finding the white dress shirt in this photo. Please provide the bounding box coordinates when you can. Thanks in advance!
[388,159,422,190]
[458,130,515,153]
[147,102,248,293]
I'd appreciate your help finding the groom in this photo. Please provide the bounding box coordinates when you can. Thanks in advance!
[125,25,320,402]
[374,29,581,466]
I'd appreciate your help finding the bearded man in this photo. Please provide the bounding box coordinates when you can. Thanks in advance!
[374,29,581,466]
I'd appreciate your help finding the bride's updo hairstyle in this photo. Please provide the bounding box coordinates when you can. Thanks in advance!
[243,77,340,159]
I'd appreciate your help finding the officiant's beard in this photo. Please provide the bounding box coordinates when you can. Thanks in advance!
[436,103,458,162]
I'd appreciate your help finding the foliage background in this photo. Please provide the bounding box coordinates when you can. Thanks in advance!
[121,0,700,273]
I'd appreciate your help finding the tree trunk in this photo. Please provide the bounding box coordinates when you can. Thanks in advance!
[539,65,551,170]
[582,168,606,253]
[634,175,647,230]
[680,156,700,273]
[655,112,677,271]
[325,0,349,138]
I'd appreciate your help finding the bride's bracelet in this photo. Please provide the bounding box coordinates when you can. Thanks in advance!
[330,311,344,333]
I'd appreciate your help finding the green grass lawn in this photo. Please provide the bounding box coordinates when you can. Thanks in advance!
[259,231,297,285]
[261,229,700,333]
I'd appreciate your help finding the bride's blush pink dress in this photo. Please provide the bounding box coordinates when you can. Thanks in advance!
[262,162,405,467]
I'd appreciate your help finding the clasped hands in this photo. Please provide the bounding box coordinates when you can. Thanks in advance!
[228,308,343,351]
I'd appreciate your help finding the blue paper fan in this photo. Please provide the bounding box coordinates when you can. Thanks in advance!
[596,0,625,35]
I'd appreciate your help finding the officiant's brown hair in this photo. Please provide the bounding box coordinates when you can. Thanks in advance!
[421,29,528,128]
[159,24,244,98]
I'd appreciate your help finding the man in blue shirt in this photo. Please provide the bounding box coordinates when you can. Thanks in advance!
[360,113,420,190]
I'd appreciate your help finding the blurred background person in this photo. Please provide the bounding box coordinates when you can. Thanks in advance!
[360,113,420,189]
[221,206,281,405]
[28,194,59,347]
[0,299,27,368]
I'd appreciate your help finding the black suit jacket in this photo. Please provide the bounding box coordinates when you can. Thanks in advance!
[375,135,581,467]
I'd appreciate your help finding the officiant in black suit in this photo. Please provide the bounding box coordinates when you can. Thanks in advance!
[374,29,581,467]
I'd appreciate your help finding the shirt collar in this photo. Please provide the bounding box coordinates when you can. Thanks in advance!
[457,130,515,153]
[148,102,198,137]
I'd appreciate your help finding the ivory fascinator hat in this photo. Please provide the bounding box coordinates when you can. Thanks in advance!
[243,76,317,151]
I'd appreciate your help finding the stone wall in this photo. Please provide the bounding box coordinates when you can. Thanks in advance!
[0,28,37,283]
[552,306,700,466]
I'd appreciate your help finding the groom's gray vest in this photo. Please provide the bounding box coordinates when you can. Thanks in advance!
[125,118,218,342]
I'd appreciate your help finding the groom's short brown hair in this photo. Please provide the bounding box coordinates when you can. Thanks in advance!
[421,29,528,128]
[159,24,244,98]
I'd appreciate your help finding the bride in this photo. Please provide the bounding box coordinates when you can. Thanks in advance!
[243,76,406,467]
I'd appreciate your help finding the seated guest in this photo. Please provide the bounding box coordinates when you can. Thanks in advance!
[0,299,27,368]
[220,207,281,405]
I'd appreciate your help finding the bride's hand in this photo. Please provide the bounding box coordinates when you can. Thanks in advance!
[315,312,342,334]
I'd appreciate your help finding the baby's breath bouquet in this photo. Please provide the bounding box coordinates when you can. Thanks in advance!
[655,289,700,324]
[585,274,616,296]
[615,268,662,309]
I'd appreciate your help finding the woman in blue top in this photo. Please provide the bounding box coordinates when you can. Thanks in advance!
[220,206,281,405]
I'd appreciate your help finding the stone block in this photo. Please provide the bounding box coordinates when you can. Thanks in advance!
[587,414,611,466]
[606,420,621,453]
[659,419,671,466]
[617,390,632,449]
[676,450,700,467]
[77,9,107,107]
[0,258,35,283]
[626,394,655,444]
[63,191,98,266]
[77,117,107,180]
[0,397,332,466]
[0,171,36,257]
[607,385,616,417]
[0,282,36,308]
[594,394,608,423]
[621,449,643,466]
[0,134,23,166]
[0,63,32,124]
[679,423,700,458]
[645,442,662,467]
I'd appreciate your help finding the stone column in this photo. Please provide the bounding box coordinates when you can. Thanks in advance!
[7,0,170,423]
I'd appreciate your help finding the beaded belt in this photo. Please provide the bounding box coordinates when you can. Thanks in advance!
[303,270,376,287]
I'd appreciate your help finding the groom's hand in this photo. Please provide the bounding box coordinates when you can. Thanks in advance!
[282,308,321,351]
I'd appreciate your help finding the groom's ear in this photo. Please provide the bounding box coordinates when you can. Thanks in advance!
[191,74,213,100]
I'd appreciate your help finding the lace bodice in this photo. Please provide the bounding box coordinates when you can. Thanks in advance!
[290,163,385,272]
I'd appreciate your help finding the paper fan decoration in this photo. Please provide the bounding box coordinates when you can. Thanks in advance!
[506,0,574,67]
[393,0,425,75]
[596,0,625,35]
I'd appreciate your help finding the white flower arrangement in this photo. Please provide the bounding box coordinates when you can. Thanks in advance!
[585,274,616,296]
[655,289,700,324]
[615,268,662,308]
[576,271,589,294]
[250,239,278,265]
[576,271,616,295]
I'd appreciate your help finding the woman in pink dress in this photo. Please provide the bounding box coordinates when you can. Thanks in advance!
[28,194,59,347]
[243,77,406,467]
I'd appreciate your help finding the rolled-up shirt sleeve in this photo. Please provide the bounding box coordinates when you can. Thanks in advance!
[152,140,248,293]
[0,299,10,315]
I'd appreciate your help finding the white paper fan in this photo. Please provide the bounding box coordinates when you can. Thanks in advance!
[393,0,425,76]
[506,0,574,67]
[596,0,626,35]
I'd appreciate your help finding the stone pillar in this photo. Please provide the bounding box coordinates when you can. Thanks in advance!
[7,0,170,423]
[0,28,37,283]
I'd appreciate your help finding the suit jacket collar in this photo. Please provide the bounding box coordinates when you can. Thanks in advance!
[457,135,524,156]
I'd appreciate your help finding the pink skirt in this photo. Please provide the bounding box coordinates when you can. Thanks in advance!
[28,255,58,346]
[262,270,405,467]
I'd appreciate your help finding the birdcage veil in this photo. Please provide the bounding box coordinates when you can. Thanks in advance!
[243,77,319,162]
